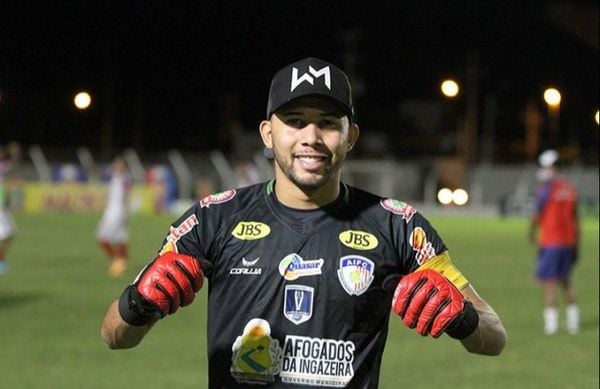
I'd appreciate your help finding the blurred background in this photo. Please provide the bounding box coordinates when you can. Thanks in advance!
[0,0,598,216]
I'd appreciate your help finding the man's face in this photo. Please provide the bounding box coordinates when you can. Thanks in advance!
[536,167,555,183]
[260,97,359,193]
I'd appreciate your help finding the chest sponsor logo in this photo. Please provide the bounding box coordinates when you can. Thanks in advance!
[337,255,375,296]
[380,199,416,222]
[281,335,354,387]
[284,285,314,325]
[410,227,436,265]
[279,254,324,281]
[199,189,236,208]
[230,318,283,385]
[159,214,198,255]
[339,230,378,250]
[230,257,262,275]
[232,221,271,240]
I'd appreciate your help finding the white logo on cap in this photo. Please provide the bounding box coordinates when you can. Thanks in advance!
[290,66,331,92]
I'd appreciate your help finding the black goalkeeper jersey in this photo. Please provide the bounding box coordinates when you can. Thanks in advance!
[156,181,463,388]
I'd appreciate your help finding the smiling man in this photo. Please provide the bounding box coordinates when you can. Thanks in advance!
[260,95,358,206]
[101,57,507,388]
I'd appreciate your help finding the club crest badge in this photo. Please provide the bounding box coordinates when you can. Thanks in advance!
[283,285,314,325]
[337,255,375,296]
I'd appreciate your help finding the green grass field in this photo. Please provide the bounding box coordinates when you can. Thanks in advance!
[1,213,598,388]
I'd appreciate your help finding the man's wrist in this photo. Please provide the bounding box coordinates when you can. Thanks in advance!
[445,300,479,339]
[117,285,158,326]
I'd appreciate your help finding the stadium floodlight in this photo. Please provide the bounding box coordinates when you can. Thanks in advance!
[74,91,92,110]
[441,79,459,98]
[437,188,453,205]
[543,88,561,108]
[452,188,469,206]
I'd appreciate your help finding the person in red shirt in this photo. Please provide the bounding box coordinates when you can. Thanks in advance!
[529,149,580,335]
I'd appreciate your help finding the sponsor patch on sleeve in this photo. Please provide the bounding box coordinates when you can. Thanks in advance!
[409,226,437,265]
[159,214,199,255]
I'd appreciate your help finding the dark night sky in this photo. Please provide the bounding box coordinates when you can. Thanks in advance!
[0,1,598,163]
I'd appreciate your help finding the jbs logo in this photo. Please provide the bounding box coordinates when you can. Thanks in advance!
[339,230,378,250]
[232,222,271,240]
[290,66,331,92]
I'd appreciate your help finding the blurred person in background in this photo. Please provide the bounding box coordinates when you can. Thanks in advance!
[234,159,262,188]
[101,57,506,387]
[529,149,580,335]
[97,156,131,277]
[195,176,217,200]
[0,146,16,274]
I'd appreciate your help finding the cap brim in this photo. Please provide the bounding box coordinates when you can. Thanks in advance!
[270,94,354,122]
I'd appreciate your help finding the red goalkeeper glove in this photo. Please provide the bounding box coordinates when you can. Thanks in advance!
[118,252,204,326]
[391,269,478,339]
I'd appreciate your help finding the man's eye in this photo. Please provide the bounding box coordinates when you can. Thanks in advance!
[319,120,339,129]
[286,118,305,128]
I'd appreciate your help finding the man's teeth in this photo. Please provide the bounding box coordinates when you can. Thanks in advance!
[297,156,323,161]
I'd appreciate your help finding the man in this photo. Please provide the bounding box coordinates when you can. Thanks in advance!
[101,57,506,387]
[529,149,579,335]
[96,156,131,277]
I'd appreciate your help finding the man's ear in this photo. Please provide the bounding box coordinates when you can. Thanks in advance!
[347,123,360,151]
[259,120,273,149]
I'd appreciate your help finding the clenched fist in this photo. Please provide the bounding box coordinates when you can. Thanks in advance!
[391,269,478,339]
[119,252,204,326]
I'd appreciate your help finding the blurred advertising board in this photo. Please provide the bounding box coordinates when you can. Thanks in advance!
[16,182,161,214]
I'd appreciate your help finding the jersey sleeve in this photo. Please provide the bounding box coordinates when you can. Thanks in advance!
[154,188,244,277]
[380,198,469,290]
[155,204,211,271]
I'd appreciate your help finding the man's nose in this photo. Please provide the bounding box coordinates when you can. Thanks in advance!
[300,123,321,145]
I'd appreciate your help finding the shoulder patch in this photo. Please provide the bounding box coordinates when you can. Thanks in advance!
[380,198,416,222]
[199,189,236,208]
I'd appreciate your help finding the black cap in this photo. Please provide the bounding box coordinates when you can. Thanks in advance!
[266,57,354,122]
